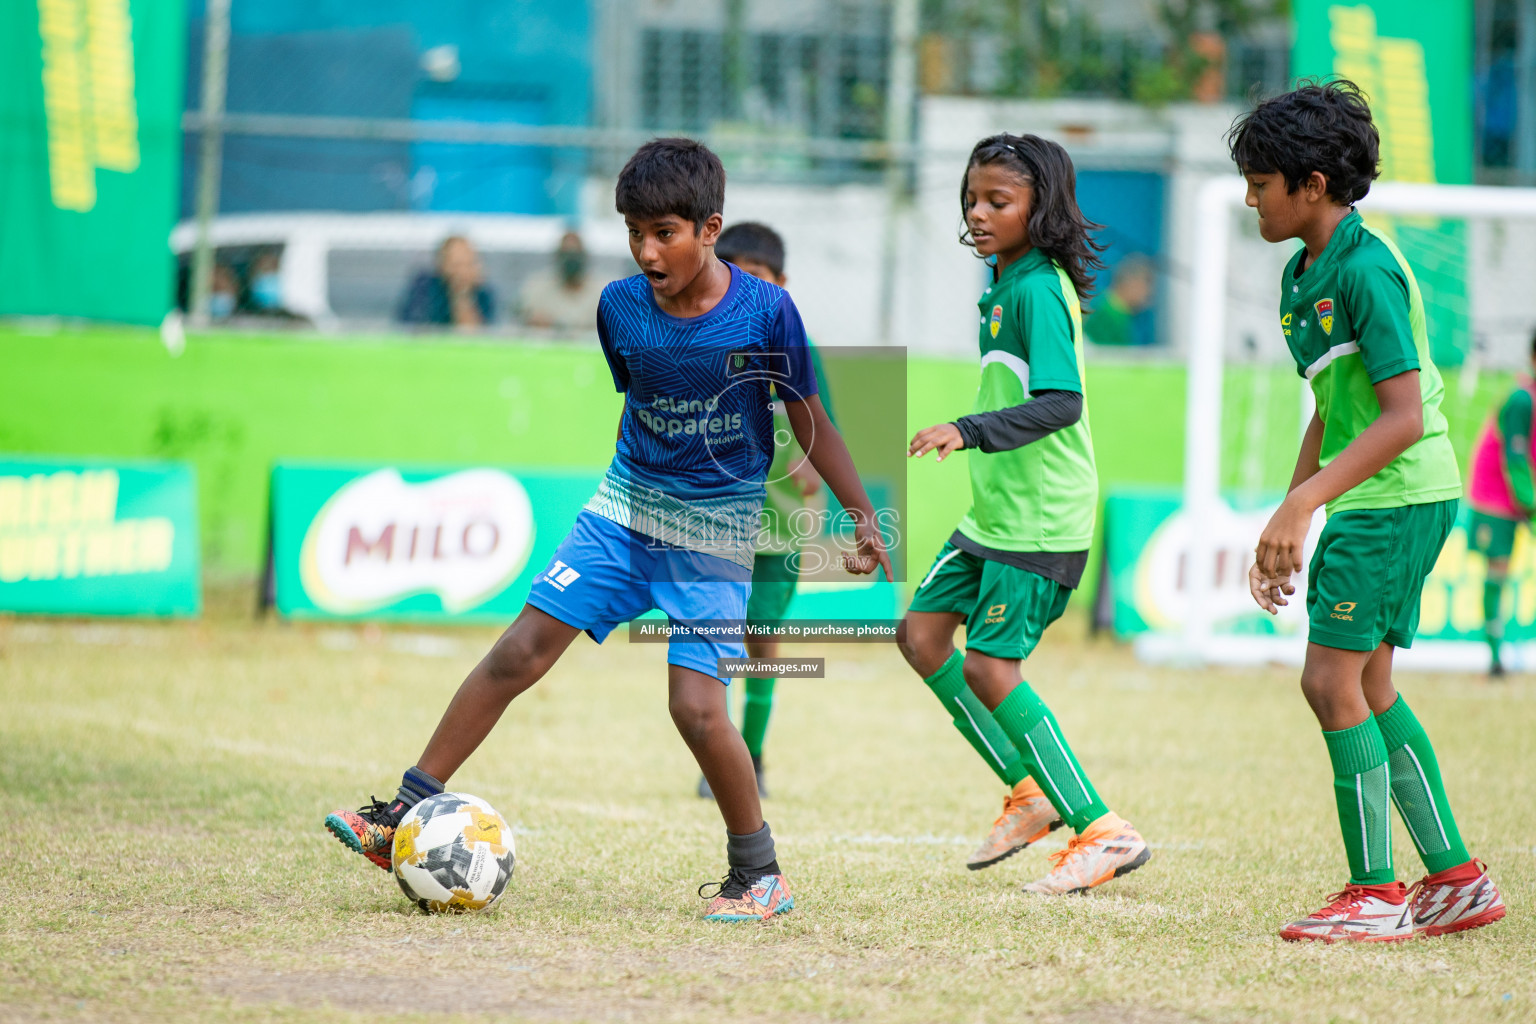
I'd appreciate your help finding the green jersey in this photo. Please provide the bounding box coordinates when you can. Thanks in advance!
[1280,209,1461,514]
[956,248,1097,553]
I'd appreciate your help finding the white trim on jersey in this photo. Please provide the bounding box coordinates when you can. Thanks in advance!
[980,349,1031,395]
[1303,341,1361,380]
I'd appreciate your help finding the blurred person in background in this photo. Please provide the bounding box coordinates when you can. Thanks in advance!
[245,249,285,313]
[209,264,239,320]
[240,249,309,323]
[1466,328,1536,677]
[398,234,497,328]
[518,230,605,334]
[1085,253,1156,346]
[693,220,835,803]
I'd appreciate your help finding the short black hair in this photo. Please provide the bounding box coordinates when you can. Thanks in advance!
[614,138,725,233]
[1227,79,1380,205]
[717,222,786,277]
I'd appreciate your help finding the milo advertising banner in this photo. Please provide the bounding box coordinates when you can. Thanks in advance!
[269,463,899,624]
[1292,0,1473,366]
[1103,490,1536,662]
[269,464,602,622]
[0,457,200,616]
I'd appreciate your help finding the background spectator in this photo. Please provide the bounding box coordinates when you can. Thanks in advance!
[398,234,496,328]
[1086,253,1157,347]
[518,230,605,334]
[209,264,239,320]
[245,250,285,313]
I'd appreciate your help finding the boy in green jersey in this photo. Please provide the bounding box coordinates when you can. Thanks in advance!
[694,222,835,799]
[1465,329,1536,676]
[1231,81,1505,942]
[903,133,1151,895]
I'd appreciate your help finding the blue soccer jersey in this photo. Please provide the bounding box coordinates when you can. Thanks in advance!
[585,262,819,568]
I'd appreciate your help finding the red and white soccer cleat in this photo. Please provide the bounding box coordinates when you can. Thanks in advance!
[1278,883,1413,943]
[1408,859,1506,938]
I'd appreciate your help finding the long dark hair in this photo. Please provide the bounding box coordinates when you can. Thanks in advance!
[960,133,1105,301]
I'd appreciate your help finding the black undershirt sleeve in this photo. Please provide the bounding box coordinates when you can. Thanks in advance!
[953,389,1083,454]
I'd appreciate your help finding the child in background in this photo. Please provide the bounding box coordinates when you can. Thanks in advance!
[1466,329,1536,677]
[693,221,836,800]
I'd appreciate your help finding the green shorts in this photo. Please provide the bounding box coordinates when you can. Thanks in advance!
[1306,499,1457,652]
[1468,508,1519,563]
[907,542,1070,659]
[746,551,799,625]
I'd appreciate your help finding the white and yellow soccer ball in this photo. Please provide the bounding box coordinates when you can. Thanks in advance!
[391,792,515,913]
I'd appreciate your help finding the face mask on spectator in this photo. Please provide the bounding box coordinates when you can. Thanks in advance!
[209,292,236,319]
[559,251,586,285]
[250,272,282,310]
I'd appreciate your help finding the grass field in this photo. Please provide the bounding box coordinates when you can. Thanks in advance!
[3,603,1534,1024]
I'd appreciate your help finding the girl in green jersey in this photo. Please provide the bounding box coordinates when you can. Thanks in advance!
[901,134,1150,895]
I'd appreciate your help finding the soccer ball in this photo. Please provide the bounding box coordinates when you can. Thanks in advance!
[391,792,515,913]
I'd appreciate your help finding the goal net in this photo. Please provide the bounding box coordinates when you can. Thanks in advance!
[1133,179,1536,671]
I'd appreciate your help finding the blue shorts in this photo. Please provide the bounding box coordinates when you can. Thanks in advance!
[527,511,751,683]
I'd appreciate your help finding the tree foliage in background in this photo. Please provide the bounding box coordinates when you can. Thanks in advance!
[918,0,1289,103]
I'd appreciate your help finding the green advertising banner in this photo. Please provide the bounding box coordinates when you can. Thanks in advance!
[0,457,200,616]
[0,0,186,325]
[1292,0,1474,365]
[270,463,898,624]
[1102,490,1527,647]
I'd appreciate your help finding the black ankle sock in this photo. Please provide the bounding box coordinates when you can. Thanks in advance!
[726,822,779,879]
[395,765,445,811]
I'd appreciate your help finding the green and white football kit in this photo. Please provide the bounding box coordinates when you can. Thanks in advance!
[911,249,1133,855]
[1281,208,1461,653]
[1280,208,1476,897]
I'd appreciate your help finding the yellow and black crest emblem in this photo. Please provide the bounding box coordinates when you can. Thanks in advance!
[1314,298,1334,336]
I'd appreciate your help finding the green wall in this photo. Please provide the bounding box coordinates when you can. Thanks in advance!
[0,323,1513,592]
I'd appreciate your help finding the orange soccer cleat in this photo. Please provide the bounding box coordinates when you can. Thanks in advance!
[967,777,1064,870]
[1021,812,1150,895]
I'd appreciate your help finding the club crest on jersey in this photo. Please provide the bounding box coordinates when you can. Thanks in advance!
[989,304,1003,338]
[1314,298,1334,336]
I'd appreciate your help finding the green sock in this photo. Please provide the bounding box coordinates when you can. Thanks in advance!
[1323,718,1395,885]
[1483,579,1505,662]
[990,680,1109,832]
[740,677,775,759]
[1375,695,1471,875]
[921,652,1028,787]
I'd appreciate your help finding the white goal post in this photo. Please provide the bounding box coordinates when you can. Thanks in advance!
[1138,178,1536,670]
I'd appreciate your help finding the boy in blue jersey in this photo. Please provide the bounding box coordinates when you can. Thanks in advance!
[325,139,892,922]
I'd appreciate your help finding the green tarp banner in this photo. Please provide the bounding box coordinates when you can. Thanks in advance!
[0,0,186,325]
[1292,0,1474,365]
[0,457,201,616]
